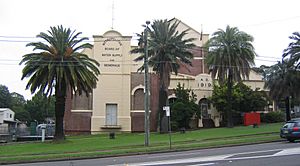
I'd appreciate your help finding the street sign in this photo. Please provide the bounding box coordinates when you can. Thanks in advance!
[163,106,170,117]
[163,105,172,149]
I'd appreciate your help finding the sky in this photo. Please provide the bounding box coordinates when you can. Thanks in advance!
[0,0,299,100]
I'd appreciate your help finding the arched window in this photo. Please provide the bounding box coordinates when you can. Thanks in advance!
[168,97,177,105]
[133,89,144,110]
[199,98,211,119]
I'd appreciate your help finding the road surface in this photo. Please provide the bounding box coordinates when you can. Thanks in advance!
[7,141,300,166]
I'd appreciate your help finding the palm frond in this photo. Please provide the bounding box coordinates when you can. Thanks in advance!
[20,25,100,97]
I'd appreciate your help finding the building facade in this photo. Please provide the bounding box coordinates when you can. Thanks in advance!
[0,108,16,135]
[64,18,268,134]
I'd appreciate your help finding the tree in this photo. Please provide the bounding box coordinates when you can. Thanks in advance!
[205,25,256,127]
[281,32,300,120]
[170,83,199,130]
[20,25,100,140]
[283,32,300,67]
[25,92,55,123]
[10,92,29,123]
[10,92,26,106]
[0,84,12,108]
[263,60,300,121]
[131,19,195,132]
[232,82,268,113]
[211,82,268,125]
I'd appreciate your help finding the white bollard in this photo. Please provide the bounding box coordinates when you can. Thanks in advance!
[41,125,46,142]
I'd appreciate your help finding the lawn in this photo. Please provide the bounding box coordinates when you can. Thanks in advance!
[0,123,283,164]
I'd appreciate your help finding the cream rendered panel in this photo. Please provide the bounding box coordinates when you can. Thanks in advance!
[81,48,94,59]
[243,71,267,91]
[244,81,265,91]
[91,30,131,132]
[248,70,263,80]
[169,79,195,90]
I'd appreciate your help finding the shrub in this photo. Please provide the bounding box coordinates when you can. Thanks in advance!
[261,111,285,123]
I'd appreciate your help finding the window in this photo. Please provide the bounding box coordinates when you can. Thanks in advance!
[295,122,300,127]
[283,122,295,128]
[106,104,117,126]
[201,103,208,119]
[133,89,144,110]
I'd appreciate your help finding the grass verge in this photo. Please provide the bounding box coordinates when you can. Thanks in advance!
[0,123,284,164]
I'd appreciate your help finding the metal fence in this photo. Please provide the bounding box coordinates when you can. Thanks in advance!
[0,125,9,134]
[0,125,16,142]
[0,124,55,142]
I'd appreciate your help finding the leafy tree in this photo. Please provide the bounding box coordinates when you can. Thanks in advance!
[250,90,270,111]
[10,92,29,123]
[233,82,268,112]
[20,25,100,140]
[211,82,268,125]
[263,60,300,121]
[25,92,55,123]
[170,83,199,130]
[205,25,256,127]
[14,109,31,123]
[10,92,26,106]
[0,84,12,108]
[131,19,195,132]
[210,84,229,118]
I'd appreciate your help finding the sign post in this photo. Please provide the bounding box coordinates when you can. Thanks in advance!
[144,21,151,147]
[163,106,171,149]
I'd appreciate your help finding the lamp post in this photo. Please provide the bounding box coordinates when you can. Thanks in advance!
[144,21,150,146]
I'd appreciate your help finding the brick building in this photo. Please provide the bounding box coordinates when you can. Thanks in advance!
[64,18,267,134]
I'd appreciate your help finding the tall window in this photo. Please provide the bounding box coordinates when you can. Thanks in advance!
[199,98,211,119]
[201,103,208,118]
[106,104,117,126]
[133,89,144,110]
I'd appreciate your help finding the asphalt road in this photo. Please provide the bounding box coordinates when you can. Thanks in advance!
[6,141,300,166]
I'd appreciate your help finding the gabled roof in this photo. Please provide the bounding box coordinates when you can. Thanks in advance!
[169,17,206,36]
[0,108,13,112]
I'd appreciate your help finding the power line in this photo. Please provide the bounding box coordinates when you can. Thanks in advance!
[242,15,300,27]
[0,61,278,68]
[0,36,37,39]
[255,58,278,62]
[257,55,281,59]
[0,57,279,63]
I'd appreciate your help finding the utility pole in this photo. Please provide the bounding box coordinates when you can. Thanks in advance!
[144,21,150,146]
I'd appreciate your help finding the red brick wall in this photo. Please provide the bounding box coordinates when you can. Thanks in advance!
[177,47,209,76]
[130,73,159,132]
[64,90,92,134]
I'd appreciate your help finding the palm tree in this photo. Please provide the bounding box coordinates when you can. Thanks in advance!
[283,32,300,67]
[20,25,100,140]
[264,60,300,121]
[131,19,195,132]
[205,25,256,127]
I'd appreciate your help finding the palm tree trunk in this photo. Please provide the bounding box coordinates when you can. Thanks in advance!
[226,70,234,128]
[285,96,291,121]
[158,84,168,133]
[54,84,67,141]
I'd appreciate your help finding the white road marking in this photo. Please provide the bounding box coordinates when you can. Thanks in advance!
[273,147,300,156]
[146,151,208,159]
[107,154,229,166]
[187,163,216,166]
[108,146,300,166]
